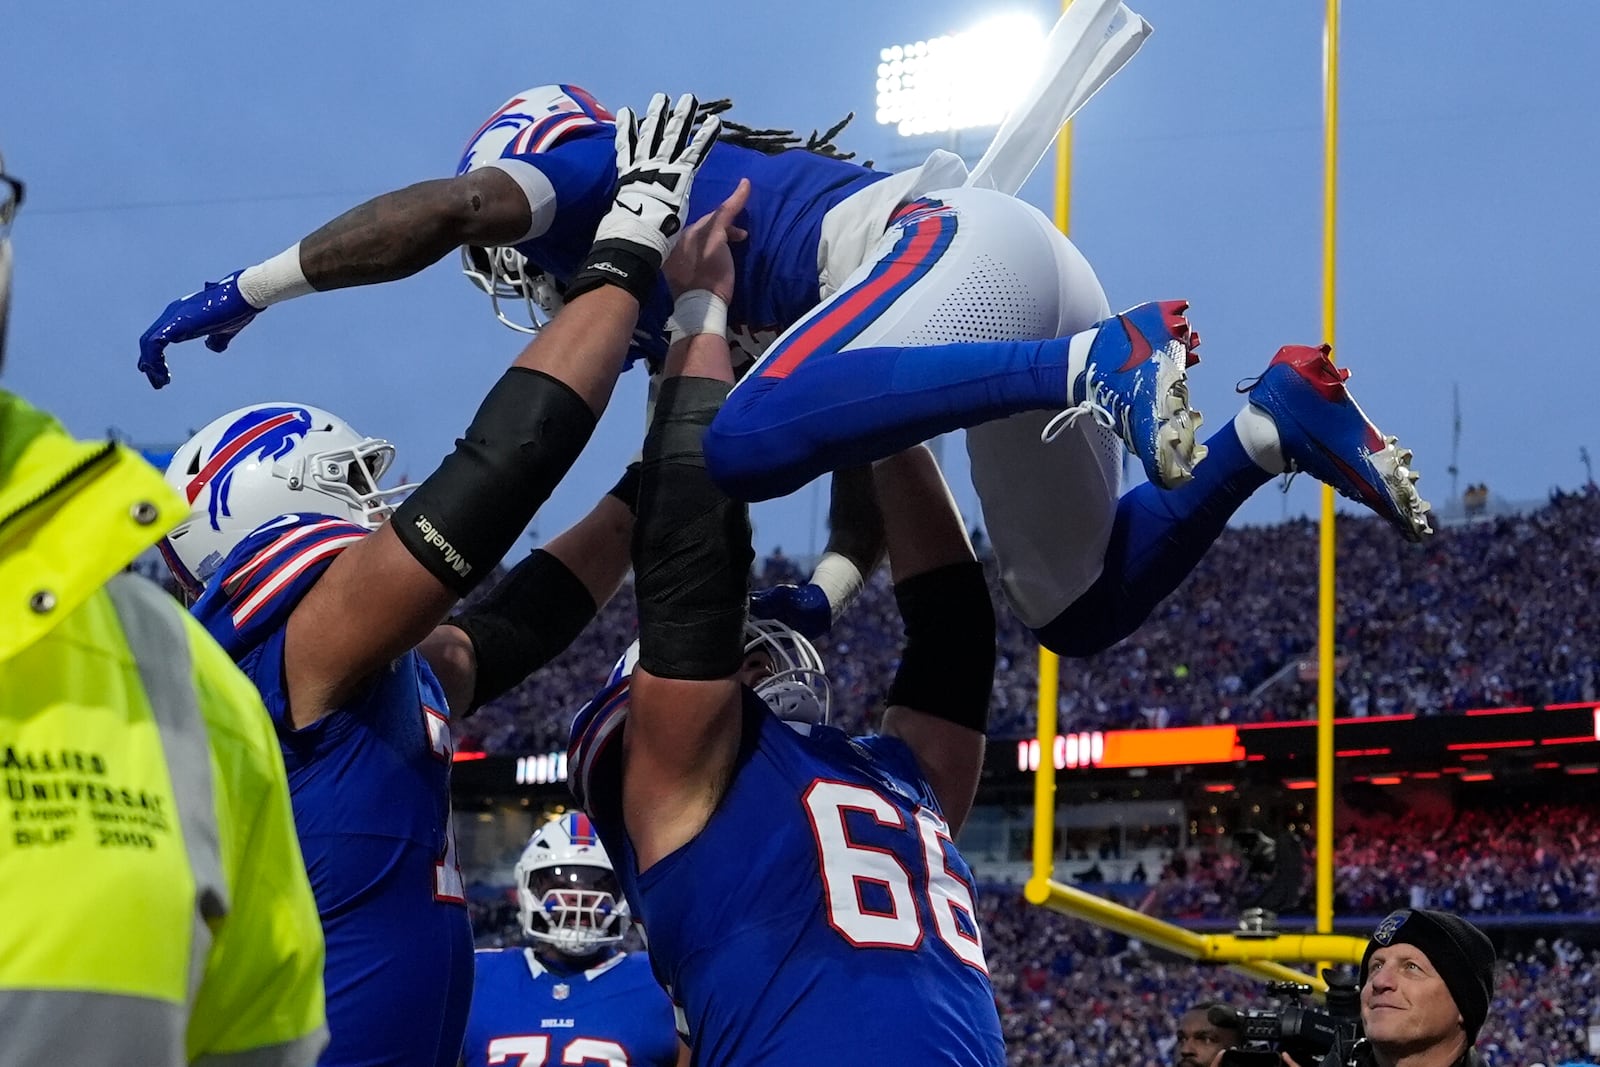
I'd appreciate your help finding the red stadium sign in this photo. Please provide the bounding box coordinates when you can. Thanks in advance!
[1017,725,1245,772]
[1009,701,1600,779]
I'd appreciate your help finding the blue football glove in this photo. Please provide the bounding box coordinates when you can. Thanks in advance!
[138,270,261,389]
[749,583,833,640]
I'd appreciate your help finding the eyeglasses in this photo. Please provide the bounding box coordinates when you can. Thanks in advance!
[0,175,24,240]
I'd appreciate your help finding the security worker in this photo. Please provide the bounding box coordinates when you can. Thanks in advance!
[0,153,327,1065]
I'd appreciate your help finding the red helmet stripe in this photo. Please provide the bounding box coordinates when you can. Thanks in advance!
[185,411,302,504]
[568,811,597,846]
[560,84,614,122]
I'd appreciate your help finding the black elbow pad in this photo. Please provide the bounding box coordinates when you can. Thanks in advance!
[450,549,598,711]
[885,560,996,733]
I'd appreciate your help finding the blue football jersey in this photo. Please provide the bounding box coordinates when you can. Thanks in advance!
[463,949,679,1067]
[487,130,890,371]
[569,683,1005,1067]
[192,512,474,1067]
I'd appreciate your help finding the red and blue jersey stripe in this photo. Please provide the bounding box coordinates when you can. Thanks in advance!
[758,198,958,381]
[568,678,631,812]
[191,514,368,657]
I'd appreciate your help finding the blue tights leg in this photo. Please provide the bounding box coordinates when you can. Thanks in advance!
[1033,419,1271,657]
[706,335,1072,501]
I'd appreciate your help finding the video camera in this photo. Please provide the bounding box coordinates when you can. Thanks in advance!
[1216,971,1361,1067]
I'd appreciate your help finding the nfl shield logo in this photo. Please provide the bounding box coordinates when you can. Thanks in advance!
[553,983,570,1001]
[1373,910,1410,946]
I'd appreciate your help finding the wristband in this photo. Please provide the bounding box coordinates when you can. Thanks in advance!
[236,243,314,308]
[810,551,865,623]
[667,289,729,347]
[565,239,658,305]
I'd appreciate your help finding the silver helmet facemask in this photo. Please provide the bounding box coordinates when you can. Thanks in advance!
[460,244,567,335]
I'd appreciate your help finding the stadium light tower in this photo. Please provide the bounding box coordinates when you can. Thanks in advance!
[874,11,1047,468]
[874,13,1047,138]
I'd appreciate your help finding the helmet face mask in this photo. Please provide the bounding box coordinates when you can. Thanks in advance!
[515,813,630,959]
[459,244,566,336]
[288,434,407,524]
[158,403,415,598]
[454,84,610,336]
[521,864,627,957]
[607,619,833,729]
[743,617,832,727]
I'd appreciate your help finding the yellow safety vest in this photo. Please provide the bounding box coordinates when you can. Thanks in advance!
[0,391,327,1066]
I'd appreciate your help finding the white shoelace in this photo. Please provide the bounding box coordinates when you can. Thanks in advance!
[1041,362,1119,443]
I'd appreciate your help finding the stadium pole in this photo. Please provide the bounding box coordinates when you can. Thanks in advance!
[1027,4,1372,984]
[1026,0,1074,908]
[1315,0,1342,945]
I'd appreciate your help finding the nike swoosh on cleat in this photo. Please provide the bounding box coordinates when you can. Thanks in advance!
[1116,314,1153,373]
[1315,441,1396,515]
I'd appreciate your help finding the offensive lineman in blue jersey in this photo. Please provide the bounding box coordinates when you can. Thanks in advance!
[463,813,683,1067]
[153,95,728,1067]
[567,201,1006,1065]
[139,83,1430,665]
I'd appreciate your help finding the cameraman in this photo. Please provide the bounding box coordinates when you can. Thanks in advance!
[1285,908,1496,1067]
[1177,1002,1241,1066]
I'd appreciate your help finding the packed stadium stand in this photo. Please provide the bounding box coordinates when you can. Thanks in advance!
[980,900,1600,1067]
[453,487,1600,757]
[467,891,1600,1066]
[466,782,1600,1065]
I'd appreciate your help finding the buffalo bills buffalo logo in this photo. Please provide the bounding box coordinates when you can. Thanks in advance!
[185,406,314,530]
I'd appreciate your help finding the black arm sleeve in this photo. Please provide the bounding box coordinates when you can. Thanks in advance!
[448,549,598,712]
[393,367,596,596]
[632,376,752,680]
[884,560,996,733]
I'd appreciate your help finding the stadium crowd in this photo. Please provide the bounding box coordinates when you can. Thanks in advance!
[467,800,1600,941]
[987,901,1600,1067]
[469,890,1600,1066]
[452,488,1600,755]
[1074,801,1600,921]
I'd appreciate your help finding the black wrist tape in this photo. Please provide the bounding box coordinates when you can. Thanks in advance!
[634,376,752,680]
[885,560,996,733]
[394,368,596,596]
[450,550,597,712]
[607,461,642,516]
[564,240,659,306]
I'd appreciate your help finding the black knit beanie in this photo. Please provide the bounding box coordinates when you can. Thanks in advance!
[1359,909,1496,1041]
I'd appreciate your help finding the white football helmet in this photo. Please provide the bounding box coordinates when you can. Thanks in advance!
[515,812,630,957]
[606,618,833,728]
[158,403,414,598]
[455,84,614,335]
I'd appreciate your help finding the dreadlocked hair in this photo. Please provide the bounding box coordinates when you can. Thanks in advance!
[695,98,873,169]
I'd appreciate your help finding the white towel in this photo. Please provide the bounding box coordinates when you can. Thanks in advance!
[966,1,1154,197]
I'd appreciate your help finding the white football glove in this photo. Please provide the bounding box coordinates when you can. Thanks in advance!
[567,92,721,304]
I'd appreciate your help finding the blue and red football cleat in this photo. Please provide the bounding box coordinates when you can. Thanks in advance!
[1045,299,1206,489]
[1244,344,1432,541]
